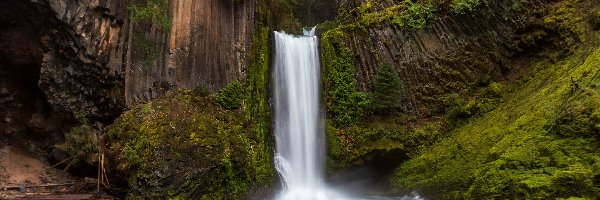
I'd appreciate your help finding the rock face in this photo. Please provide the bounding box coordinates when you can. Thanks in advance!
[0,0,125,145]
[0,0,260,122]
[329,0,544,116]
[39,0,127,120]
[0,0,260,157]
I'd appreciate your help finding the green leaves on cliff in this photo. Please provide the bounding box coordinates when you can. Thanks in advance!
[451,0,484,14]
[344,1,435,30]
[216,81,244,110]
[128,0,171,31]
[321,30,370,127]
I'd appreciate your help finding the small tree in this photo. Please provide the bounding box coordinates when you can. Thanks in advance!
[216,81,244,110]
[371,63,403,115]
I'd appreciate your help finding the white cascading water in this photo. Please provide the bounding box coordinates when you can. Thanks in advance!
[273,27,343,200]
[273,28,424,200]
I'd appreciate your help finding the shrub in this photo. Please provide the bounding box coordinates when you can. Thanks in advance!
[590,9,600,30]
[128,0,171,31]
[443,93,471,119]
[192,85,210,97]
[55,124,98,164]
[451,0,483,14]
[547,89,600,138]
[403,1,435,29]
[371,63,404,115]
[216,81,244,110]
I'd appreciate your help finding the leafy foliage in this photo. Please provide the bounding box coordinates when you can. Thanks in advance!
[391,0,435,29]
[132,33,158,71]
[216,81,244,110]
[321,30,370,127]
[371,63,403,115]
[56,124,98,164]
[451,0,484,14]
[128,0,171,31]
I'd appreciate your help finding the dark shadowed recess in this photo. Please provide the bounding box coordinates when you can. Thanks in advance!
[0,0,78,166]
[329,149,408,196]
[294,0,338,26]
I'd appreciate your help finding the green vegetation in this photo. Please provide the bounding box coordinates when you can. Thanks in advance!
[55,124,98,164]
[371,63,404,115]
[55,112,98,166]
[318,1,600,199]
[127,0,170,72]
[340,1,435,30]
[243,21,273,184]
[451,0,485,14]
[106,90,272,199]
[216,81,244,110]
[321,29,370,127]
[128,0,171,31]
[132,33,158,71]
[391,42,600,199]
[106,2,276,196]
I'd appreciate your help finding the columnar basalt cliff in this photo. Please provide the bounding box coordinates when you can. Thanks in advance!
[125,0,258,105]
[323,0,546,116]
[0,0,261,124]
[0,0,263,164]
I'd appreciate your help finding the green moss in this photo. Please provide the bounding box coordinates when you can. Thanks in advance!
[321,29,370,127]
[326,116,443,170]
[451,0,485,14]
[216,81,244,110]
[339,1,434,30]
[243,22,274,185]
[106,89,273,199]
[128,0,171,31]
[390,43,600,199]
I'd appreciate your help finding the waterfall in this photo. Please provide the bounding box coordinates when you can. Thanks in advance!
[273,27,342,200]
[272,28,424,200]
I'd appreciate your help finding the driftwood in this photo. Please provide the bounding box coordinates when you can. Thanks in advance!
[2,183,75,191]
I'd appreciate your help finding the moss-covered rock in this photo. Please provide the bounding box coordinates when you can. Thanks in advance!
[390,38,600,199]
[106,90,273,199]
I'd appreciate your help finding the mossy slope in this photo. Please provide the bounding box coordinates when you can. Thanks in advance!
[391,41,600,199]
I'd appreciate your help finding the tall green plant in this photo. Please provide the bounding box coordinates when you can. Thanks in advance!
[371,63,403,115]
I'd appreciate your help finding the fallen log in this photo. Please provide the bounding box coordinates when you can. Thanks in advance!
[2,183,75,191]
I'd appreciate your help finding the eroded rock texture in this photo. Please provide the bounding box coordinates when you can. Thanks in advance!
[40,0,127,120]
[0,0,260,153]
[0,0,126,146]
[1,0,261,119]
[336,1,544,115]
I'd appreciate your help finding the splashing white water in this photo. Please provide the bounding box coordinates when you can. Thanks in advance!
[273,27,423,200]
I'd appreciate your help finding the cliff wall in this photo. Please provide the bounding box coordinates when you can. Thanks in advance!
[126,0,257,105]
[322,0,546,117]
